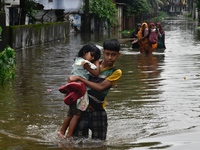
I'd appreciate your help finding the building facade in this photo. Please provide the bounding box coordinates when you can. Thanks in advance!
[168,0,187,15]
[3,0,83,26]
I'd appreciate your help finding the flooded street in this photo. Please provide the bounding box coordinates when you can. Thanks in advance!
[1,19,200,150]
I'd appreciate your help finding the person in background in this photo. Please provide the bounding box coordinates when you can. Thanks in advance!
[130,23,141,49]
[67,38,122,141]
[57,43,101,139]
[137,22,152,54]
[156,22,166,49]
[148,22,158,52]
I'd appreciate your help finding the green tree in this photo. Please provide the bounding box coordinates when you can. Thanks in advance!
[195,0,200,22]
[88,0,118,27]
[196,0,200,11]
[124,0,151,17]
[20,0,38,25]
[121,0,168,17]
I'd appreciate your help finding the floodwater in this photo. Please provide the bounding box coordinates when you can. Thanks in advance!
[1,19,200,150]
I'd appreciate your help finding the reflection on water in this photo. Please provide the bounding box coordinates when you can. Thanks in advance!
[1,19,200,149]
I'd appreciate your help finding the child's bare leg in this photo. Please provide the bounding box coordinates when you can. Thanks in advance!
[58,115,72,138]
[66,115,80,138]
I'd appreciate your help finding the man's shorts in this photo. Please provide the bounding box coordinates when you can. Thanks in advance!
[73,108,108,140]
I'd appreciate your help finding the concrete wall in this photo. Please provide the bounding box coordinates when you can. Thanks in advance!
[6,22,70,49]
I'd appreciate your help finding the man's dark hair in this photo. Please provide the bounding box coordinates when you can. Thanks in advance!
[103,39,120,52]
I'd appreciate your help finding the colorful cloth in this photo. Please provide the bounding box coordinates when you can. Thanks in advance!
[73,65,122,140]
[88,66,122,109]
[137,22,152,54]
[72,57,97,80]
[59,57,97,111]
[73,109,108,140]
[156,22,166,49]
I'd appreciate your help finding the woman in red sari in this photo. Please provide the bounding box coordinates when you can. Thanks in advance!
[149,22,158,51]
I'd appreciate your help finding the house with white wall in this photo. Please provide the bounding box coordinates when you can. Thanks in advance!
[3,0,125,33]
[3,0,83,26]
[168,0,187,15]
[36,0,82,13]
[35,0,83,30]
[4,0,20,26]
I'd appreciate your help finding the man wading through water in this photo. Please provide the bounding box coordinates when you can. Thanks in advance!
[66,38,122,140]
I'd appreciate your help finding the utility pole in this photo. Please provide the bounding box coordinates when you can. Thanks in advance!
[82,0,90,32]
[0,0,6,52]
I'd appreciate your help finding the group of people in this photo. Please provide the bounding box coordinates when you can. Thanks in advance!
[57,39,122,141]
[56,23,165,142]
[131,22,166,54]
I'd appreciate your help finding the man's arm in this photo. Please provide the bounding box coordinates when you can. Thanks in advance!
[68,76,112,92]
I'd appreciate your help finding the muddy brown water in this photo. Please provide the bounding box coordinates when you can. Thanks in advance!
[0,19,200,150]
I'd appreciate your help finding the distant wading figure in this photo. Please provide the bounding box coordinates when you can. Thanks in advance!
[148,22,158,52]
[130,23,141,49]
[137,22,152,54]
[156,22,166,49]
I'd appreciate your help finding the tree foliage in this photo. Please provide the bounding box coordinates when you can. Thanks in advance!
[20,0,39,24]
[0,46,16,85]
[24,0,38,24]
[196,0,200,11]
[118,0,168,17]
[123,0,152,17]
[88,0,118,26]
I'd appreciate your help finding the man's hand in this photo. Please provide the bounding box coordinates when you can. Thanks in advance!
[67,75,80,83]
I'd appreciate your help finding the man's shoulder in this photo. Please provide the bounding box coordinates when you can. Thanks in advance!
[111,68,122,78]
[102,66,121,75]
[111,66,122,74]
[105,67,122,82]
[114,68,122,75]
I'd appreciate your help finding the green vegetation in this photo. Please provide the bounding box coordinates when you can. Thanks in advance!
[196,0,200,11]
[124,0,151,17]
[122,0,169,18]
[184,13,192,18]
[25,0,38,24]
[0,46,16,85]
[86,0,118,27]
[150,11,169,22]
[119,30,134,37]
[19,0,39,24]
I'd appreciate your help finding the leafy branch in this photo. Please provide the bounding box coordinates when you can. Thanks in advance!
[86,0,118,27]
[0,46,16,85]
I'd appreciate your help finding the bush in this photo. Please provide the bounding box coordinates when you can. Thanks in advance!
[119,30,134,37]
[151,11,169,22]
[0,46,16,85]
